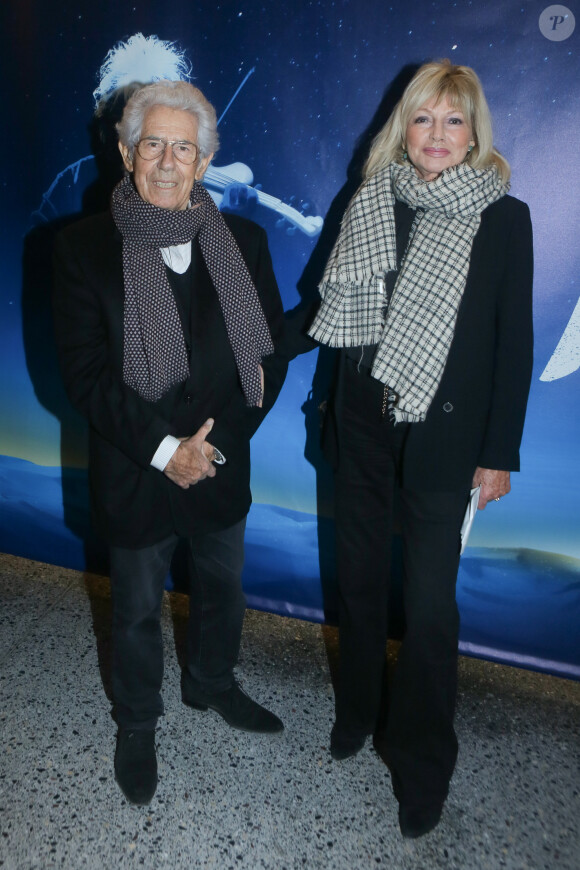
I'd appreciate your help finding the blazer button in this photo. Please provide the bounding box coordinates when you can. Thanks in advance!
[443,402,453,413]
[184,393,193,404]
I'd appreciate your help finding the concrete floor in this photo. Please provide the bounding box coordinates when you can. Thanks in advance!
[0,551,578,869]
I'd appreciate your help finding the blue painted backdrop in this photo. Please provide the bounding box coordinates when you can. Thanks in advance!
[0,1,579,677]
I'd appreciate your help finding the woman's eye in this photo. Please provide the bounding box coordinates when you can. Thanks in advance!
[448,117,464,125]
[414,116,429,124]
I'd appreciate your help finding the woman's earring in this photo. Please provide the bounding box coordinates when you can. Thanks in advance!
[402,149,408,160]
[467,144,474,153]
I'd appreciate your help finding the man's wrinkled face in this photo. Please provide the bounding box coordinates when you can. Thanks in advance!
[119,105,212,211]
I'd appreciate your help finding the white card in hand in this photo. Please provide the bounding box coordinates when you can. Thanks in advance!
[460,486,481,554]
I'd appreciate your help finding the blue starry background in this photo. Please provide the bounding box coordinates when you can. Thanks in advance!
[0,1,579,675]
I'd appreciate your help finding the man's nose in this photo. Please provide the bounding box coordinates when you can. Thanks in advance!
[158,143,177,169]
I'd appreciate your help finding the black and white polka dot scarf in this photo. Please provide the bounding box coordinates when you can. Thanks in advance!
[111,174,274,405]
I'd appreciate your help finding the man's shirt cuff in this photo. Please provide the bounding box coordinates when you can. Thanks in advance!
[150,435,181,471]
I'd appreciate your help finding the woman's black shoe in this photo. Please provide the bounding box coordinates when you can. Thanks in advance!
[330,725,366,760]
[398,803,443,838]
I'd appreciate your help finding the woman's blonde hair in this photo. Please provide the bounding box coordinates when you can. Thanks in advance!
[363,60,510,183]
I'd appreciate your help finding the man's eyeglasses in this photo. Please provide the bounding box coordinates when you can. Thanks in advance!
[135,137,199,165]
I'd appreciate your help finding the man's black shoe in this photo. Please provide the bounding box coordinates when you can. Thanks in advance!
[181,672,283,733]
[114,729,157,805]
[398,803,443,838]
[330,724,366,760]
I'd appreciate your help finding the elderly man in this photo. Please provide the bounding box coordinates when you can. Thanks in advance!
[53,80,288,805]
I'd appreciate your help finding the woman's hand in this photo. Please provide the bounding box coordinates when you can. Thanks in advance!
[472,467,511,509]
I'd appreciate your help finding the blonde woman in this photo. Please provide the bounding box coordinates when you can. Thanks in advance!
[309,60,533,837]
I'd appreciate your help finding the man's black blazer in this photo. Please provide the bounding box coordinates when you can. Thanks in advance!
[327,194,534,492]
[53,211,288,548]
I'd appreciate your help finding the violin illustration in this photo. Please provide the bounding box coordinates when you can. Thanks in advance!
[204,162,323,238]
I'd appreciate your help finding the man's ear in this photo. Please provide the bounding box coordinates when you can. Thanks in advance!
[118,141,133,172]
[195,152,214,181]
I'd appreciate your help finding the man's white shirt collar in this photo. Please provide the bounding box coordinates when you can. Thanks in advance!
[161,241,191,274]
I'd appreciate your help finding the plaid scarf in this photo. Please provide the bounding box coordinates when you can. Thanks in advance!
[111,175,273,405]
[309,162,509,422]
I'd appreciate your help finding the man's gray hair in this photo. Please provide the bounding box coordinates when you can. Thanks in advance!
[116,79,219,159]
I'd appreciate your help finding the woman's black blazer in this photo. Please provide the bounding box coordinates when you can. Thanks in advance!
[328,194,534,492]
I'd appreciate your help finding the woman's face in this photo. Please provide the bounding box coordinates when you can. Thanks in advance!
[405,96,475,182]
